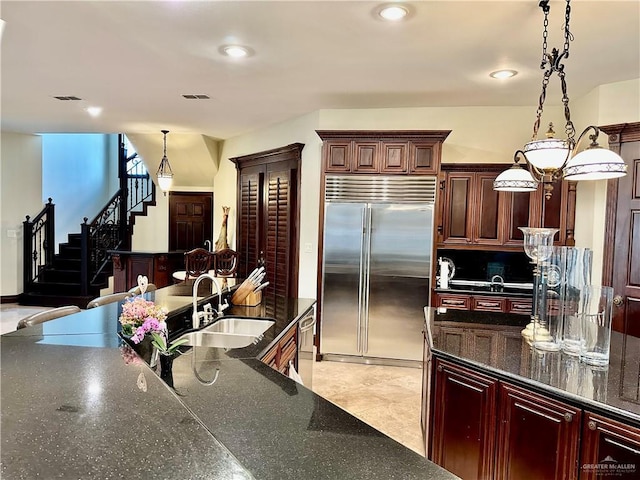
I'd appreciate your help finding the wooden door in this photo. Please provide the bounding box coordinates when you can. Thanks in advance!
[168,192,213,252]
[580,412,640,480]
[237,168,263,279]
[496,382,581,480]
[602,123,640,336]
[430,358,497,480]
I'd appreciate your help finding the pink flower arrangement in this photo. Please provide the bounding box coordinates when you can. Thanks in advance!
[119,297,168,344]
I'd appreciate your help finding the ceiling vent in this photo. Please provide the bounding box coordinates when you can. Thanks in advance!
[182,94,210,100]
[53,96,82,101]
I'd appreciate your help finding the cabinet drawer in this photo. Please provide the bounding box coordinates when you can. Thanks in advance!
[472,296,506,312]
[437,294,471,310]
[508,299,532,315]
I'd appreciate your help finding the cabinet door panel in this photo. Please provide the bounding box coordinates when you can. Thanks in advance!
[431,359,497,480]
[324,141,351,172]
[475,174,502,244]
[443,174,473,244]
[504,191,534,246]
[381,142,408,173]
[353,142,379,173]
[409,141,438,174]
[580,412,640,480]
[496,383,581,480]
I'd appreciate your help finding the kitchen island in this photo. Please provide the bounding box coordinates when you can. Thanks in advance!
[426,309,640,479]
[1,283,457,480]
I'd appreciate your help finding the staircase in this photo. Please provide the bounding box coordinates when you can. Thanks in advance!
[20,135,156,308]
[20,233,112,307]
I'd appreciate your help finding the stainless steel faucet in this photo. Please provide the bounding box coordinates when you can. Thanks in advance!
[192,273,226,329]
[204,239,212,252]
[491,274,505,291]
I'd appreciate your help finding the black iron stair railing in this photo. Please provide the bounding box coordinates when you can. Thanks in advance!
[22,198,55,293]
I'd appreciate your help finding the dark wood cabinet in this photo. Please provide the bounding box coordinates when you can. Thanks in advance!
[496,382,581,480]
[580,412,640,480]
[431,358,498,480]
[317,130,451,176]
[111,251,184,292]
[438,164,577,249]
[440,169,504,246]
[428,352,640,480]
[231,144,303,318]
[435,292,531,315]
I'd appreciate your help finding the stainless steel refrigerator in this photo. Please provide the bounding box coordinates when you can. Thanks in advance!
[320,175,436,364]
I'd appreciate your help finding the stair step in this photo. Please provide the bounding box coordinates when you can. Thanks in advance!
[52,258,81,270]
[27,281,105,296]
[66,234,83,247]
[59,244,82,258]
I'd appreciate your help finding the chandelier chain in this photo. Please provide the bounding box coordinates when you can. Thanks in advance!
[531,0,575,142]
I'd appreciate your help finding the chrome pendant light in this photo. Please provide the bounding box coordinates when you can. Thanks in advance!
[156,129,173,195]
[494,0,626,199]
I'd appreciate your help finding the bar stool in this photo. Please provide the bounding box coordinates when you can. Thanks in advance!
[16,305,81,330]
[172,248,215,283]
[86,291,133,309]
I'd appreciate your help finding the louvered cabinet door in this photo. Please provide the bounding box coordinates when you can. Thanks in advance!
[237,171,262,279]
[264,166,295,318]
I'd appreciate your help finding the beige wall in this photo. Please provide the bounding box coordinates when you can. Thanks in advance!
[4,80,636,298]
[1,132,43,296]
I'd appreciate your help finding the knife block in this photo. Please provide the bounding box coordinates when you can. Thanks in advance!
[235,290,262,307]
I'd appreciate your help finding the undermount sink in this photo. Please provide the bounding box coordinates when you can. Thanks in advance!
[205,317,275,336]
[176,317,275,349]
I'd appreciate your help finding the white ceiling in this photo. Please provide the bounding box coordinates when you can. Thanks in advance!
[1,0,638,140]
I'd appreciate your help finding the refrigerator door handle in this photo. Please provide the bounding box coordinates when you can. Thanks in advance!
[357,207,366,354]
[363,205,372,354]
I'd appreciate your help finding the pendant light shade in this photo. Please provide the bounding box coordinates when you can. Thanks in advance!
[563,129,627,181]
[156,130,173,195]
[523,136,571,172]
[493,151,538,192]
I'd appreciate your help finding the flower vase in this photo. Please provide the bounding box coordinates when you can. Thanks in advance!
[158,353,176,388]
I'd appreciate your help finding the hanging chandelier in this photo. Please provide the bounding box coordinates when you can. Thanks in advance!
[494,0,627,199]
[156,129,173,195]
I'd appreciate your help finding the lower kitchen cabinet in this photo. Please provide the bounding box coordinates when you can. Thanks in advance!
[580,412,640,480]
[431,359,497,480]
[435,292,531,315]
[496,382,581,480]
[429,358,640,480]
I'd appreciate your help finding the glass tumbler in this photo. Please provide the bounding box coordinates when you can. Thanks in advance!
[560,247,593,354]
[579,285,614,366]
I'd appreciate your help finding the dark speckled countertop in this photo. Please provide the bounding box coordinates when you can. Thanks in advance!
[431,309,640,427]
[1,285,457,480]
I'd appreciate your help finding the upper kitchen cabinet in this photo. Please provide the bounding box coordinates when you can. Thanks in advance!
[317,130,450,176]
[438,166,505,248]
[437,164,577,250]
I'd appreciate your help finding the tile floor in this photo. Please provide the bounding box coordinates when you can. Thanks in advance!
[0,303,51,335]
[1,303,425,456]
[311,360,425,456]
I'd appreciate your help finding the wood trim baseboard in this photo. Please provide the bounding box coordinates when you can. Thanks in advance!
[1,295,21,304]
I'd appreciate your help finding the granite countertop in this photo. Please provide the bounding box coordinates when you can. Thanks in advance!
[430,309,640,427]
[434,285,533,298]
[1,286,457,480]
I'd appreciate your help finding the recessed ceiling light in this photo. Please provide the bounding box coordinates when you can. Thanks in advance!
[378,4,409,21]
[86,106,102,117]
[222,45,249,58]
[490,69,518,79]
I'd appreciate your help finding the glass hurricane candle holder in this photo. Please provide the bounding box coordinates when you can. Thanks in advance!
[519,227,559,344]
